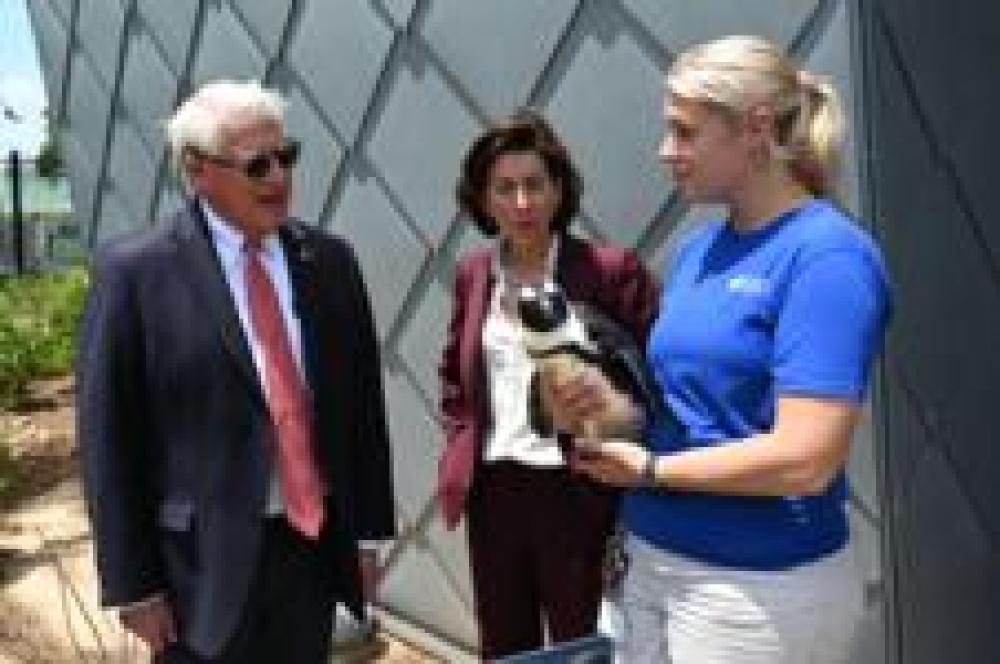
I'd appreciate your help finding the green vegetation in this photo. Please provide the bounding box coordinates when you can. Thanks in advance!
[0,267,88,409]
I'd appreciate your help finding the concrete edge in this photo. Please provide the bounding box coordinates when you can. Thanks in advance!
[370,606,477,663]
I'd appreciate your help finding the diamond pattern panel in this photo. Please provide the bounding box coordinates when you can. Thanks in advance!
[367,63,481,246]
[895,447,998,663]
[65,58,112,171]
[383,372,440,523]
[396,277,451,399]
[877,49,1000,537]
[63,134,100,241]
[380,541,478,650]
[119,30,177,149]
[379,0,418,29]
[284,84,343,223]
[287,0,393,143]
[46,0,73,25]
[326,173,425,340]
[231,1,291,58]
[75,0,127,85]
[422,509,475,611]
[546,27,666,246]
[879,2,1000,254]
[423,0,578,116]
[883,362,935,526]
[623,0,820,51]
[189,3,266,87]
[106,120,158,223]
[25,0,68,111]
[872,5,1000,660]
[136,0,198,72]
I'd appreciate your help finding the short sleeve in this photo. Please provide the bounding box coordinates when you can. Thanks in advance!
[773,249,891,401]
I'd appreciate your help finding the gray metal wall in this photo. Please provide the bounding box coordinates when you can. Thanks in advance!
[859,3,1000,663]
[28,0,890,659]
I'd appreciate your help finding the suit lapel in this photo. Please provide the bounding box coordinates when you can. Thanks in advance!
[173,199,264,404]
[278,222,323,398]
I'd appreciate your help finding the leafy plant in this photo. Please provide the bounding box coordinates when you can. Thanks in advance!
[0,267,88,409]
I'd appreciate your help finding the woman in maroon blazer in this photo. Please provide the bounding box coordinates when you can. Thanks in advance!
[437,109,660,659]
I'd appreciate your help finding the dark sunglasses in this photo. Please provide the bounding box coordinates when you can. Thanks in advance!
[196,140,301,179]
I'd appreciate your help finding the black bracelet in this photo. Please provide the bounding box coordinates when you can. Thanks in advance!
[640,450,658,488]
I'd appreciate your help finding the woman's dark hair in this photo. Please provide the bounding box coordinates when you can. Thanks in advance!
[456,108,582,237]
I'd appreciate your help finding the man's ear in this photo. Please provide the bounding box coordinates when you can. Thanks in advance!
[183,152,206,192]
[182,151,200,175]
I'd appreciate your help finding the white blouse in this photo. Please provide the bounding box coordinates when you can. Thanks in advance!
[481,239,565,467]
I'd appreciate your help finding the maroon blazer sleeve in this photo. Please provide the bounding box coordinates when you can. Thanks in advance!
[604,246,660,345]
[440,261,471,437]
[437,258,480,529]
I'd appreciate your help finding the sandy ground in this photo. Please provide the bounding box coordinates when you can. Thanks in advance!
[0,379,439,663]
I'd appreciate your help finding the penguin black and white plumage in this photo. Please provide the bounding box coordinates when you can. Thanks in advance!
[516,282,656,440]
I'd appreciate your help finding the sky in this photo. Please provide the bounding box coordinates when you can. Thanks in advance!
[1,0,48,158]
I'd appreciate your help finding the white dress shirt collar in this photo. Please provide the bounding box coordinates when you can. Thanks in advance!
[200,200,283,265]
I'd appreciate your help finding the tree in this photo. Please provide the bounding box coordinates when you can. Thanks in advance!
[35,110,63,179]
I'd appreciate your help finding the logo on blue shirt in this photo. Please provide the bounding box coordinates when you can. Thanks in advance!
[726,275,769,295]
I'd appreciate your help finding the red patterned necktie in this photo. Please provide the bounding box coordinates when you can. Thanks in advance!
[245,245,325,539]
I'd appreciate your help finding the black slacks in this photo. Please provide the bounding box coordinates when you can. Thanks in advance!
[155,518,337,664]
[467,461,616,660]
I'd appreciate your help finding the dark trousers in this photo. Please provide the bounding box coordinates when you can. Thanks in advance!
[155,518,337,664]
[468,462,616,661]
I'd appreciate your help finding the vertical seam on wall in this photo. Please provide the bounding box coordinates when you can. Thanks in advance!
[55,0,79,127]
[854,2,902,660]
[86,0,137,244]
[789,0,840,59]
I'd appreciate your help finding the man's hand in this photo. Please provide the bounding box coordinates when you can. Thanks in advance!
[358,548,383,603]
[119,595,177,654]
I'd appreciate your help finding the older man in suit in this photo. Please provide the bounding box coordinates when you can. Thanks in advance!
[76,79,395,663]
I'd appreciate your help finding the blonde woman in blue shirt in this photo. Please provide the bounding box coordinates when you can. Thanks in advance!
[544,35,893,663]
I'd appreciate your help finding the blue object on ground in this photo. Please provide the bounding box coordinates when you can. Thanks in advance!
[496,635,614,663]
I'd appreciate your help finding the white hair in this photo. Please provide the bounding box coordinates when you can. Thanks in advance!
[165,79,287,179]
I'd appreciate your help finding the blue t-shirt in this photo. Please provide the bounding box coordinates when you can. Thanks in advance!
[623,199,893,569]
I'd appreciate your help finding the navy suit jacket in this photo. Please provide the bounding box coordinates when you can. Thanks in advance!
[76,199,395,657]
